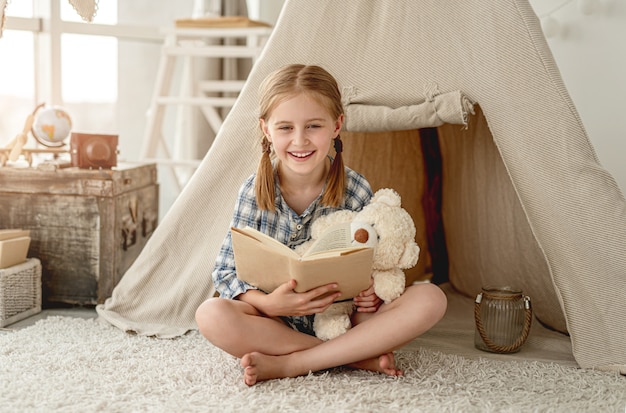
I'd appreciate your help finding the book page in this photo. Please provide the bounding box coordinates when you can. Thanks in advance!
[232,226,299,259]
[303,222,354,257]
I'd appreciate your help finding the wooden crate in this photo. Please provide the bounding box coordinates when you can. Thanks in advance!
[0,163,158,305]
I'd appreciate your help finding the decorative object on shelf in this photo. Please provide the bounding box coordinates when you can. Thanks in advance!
[32,106,73,147]
[4,103,44,162]
[1,0,97,39]
[70,132,118,169]
[2,104,120,169]
[0,103,70,167]
[68,0,99,23]
[474,286,532,354]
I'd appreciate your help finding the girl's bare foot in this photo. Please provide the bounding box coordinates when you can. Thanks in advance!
[241,352,296,386]
[240,351,402,386]
[347,352,403,377]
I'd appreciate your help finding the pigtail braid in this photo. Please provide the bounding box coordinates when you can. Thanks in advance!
[321,136,346,207]
[255,136,276,211]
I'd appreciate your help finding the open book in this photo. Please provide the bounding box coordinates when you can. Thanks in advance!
[231,224,373,300]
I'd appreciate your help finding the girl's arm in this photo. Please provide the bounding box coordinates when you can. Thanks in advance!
[237,279,341,317]
[212,230,255,300]
[212,177,261,299]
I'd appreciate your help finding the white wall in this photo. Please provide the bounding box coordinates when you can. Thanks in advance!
[529,0,626,195]
[117,0,196,219]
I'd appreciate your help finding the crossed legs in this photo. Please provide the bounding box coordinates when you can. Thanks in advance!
[196,282,446,386]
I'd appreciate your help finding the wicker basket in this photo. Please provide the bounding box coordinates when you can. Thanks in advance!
[0,258,42,328]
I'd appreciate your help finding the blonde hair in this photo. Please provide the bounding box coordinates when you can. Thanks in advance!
[255,64,346,211]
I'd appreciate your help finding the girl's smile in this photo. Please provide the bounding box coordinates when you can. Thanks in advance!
[290,151,313,158]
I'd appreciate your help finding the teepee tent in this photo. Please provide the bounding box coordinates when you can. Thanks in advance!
[97,0,626,373]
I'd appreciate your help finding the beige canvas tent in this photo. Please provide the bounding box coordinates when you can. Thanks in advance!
[97,0,626,373]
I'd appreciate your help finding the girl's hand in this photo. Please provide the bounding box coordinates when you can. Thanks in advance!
[262,279,341,317]
[353,278,382,313]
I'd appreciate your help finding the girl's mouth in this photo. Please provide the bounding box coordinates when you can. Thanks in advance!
[289,151,314,159]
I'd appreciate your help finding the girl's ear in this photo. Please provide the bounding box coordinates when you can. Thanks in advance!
[260,118,271,141]
[334,114,344,135]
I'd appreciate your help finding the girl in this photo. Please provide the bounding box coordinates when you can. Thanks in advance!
[196,64,447,386]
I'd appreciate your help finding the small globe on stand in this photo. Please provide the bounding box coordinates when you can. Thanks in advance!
[31,106,73,147]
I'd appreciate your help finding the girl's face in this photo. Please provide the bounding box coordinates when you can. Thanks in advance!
[261,93,343,184]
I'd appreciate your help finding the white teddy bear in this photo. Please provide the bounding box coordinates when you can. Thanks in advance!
[297,188,420,341]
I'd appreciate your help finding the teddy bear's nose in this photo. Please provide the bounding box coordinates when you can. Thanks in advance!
[354,228,369,244]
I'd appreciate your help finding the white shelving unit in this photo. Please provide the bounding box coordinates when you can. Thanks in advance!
[140,25,272,192]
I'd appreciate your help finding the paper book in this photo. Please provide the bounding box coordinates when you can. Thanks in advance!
[231,224,373,300]
[0,229,31,269]
[0,229,30,242]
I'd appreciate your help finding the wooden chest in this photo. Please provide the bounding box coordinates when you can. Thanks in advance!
[0,163,158,305]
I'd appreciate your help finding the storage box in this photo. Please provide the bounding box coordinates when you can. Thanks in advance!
[0,163,158,305]
[0,232,31,269]
[0,258,42,327]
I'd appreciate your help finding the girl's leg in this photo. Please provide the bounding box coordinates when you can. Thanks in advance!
[241,282,447,385]
[196,297,404,378]
[195,297,321,357]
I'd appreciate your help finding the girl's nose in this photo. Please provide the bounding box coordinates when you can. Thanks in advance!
[293,129,309,145]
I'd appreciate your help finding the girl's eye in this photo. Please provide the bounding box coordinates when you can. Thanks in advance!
[307,124,321,129]
[278,126,292,131]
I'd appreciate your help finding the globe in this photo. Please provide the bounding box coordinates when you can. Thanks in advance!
[31,106,73,147]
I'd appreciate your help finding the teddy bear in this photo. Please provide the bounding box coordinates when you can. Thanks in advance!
[296,188,420,341]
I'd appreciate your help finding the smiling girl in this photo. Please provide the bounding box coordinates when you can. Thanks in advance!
[195,64,447,386]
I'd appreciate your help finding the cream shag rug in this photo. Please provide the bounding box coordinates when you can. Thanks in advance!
[1,316,624,413]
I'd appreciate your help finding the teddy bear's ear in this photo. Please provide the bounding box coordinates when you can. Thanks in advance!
[372,188,401,208]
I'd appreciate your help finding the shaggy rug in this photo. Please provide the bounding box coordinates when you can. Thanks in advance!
[1,316,624,413]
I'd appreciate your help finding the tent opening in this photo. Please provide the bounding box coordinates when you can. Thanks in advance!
[343,105,567,334]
